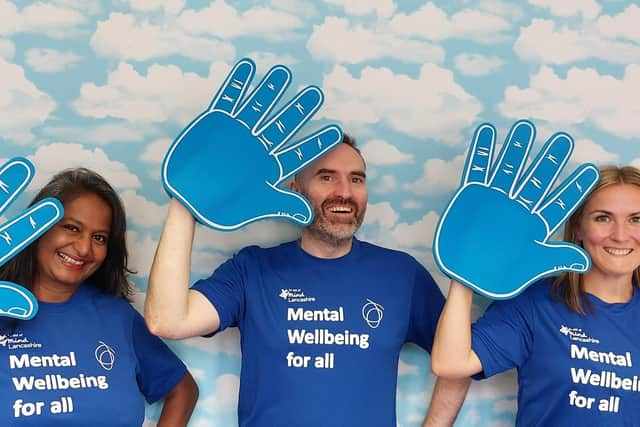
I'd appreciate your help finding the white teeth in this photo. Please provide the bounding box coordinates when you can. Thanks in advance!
[329,206,352,213]
[604,248,633,256]
[58,252,84,266]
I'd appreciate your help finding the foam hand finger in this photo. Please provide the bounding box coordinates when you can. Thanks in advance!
[539,164,600,235]
[0,159,34,212]
[235,65,291,130]
[209,59,255,114]
[462,123,495,186]
[0,282,38,320]
[515,133,573,212]
[489,120,535,194]
[276,125,343,183]
[0,198,63,266]
[258,86,324,153]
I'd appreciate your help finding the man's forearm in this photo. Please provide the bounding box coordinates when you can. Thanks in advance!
[423,376,470,427]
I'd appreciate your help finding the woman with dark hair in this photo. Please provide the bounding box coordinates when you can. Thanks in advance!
[432,165,640,426]
[0,168,198,426]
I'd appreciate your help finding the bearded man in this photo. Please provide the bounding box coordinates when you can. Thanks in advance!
[145,134,469,427]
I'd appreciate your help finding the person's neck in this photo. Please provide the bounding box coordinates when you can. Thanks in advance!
[583,271,634,304]
[32,278,79,303]
[299,232,354,259]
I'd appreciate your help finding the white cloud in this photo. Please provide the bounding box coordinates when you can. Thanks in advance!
[477,0,525,21]
[390,211,440,248]
[319,64,482,143]
[43,122,157,144]
[528,0,601,19]
[177,0,304,41]
[27,143,140,190]
[0,1,87,38]
[140,138,173,163]
[454,53,504,76]
[405,153,465,196]
[118,0,185,14]
[361,139,414,165]
[91,13,235,62]
[193,220,301,254]
[0,58,55,144]
[270,0,318,18]
[515,18,640,65]
[121,190,167,228]
[597,4,640,42]
[307,16,444,64]
[73,62,222,125]
[25,48,80,72]
[632,158,640,169]
[245,51,299,71]
[402,200,423,209]
[572,138,618,164]
[199,374,239,413]
[499,65,640,139]
[364,201,399,228]
[374,174,397,194]
[323,0,396,18]
[0,38,14,59]
[398,358,418,375]
[389,2,511,43]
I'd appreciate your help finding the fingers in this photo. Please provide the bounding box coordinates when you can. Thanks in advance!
[462,123,495,186]
[275,125,343,184]
[488,120,535,195]
[0,158,34,214]
[208,58,255,115]
[0,198,63,267]
[263,185,314,226]
[256,86,324,153]
[537,241,592,274]
[513,133,573,212]
[0,282,38,320]
[235,65,291,131]
[537,164,600,235]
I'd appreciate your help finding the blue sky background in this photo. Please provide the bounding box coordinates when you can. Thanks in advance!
[1,0,639,425]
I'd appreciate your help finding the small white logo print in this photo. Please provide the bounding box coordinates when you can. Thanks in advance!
[95,341,116,370]
[362,299,384,329]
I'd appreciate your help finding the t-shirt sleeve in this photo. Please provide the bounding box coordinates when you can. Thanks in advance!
[132,311,188,403]
[405,261,445,353]
[191,250,248,334]
[471,292,535,379]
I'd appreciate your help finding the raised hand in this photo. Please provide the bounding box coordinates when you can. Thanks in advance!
[162,58,343,230]
[433,120,599,299]
[0,159,63,319]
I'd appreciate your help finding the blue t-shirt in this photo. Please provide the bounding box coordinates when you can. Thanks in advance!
[193,238,444,427]
[0,284,186,426]
[472,279,640,426]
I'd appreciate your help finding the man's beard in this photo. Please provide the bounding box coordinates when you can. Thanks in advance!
[306,197,366,246]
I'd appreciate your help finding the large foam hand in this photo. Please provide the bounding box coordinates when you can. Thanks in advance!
[434,120,600,299]
[0,159,63,319]
[162,58,343,230]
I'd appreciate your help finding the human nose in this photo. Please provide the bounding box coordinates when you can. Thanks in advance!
[610,222,628,242]
[333,179,353,199]
[73,234,92,256]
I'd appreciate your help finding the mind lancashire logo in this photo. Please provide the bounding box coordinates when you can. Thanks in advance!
[0,332,42,349]
[95,341,116,371]
[559,325,600,344]
[279,288,316,303]
[362,299,384,329]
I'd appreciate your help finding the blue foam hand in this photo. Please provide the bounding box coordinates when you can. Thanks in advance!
[433,120,600,299]
[0,158,63,320]
[162,58,343,230]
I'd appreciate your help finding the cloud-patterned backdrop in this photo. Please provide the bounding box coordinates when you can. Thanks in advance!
[1,0,638,425]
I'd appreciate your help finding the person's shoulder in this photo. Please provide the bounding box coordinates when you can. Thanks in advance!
[235,241,298,259]
[81,284,135,313]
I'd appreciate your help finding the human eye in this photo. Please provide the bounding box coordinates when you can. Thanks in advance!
[352,176,365,184]
[631,215,640,224]
[319,174,333,182]
[93,234,109,245]
[62,223,79,232]
[594,214,610,222]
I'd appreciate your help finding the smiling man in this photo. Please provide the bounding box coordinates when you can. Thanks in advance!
[145,134,469,427]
